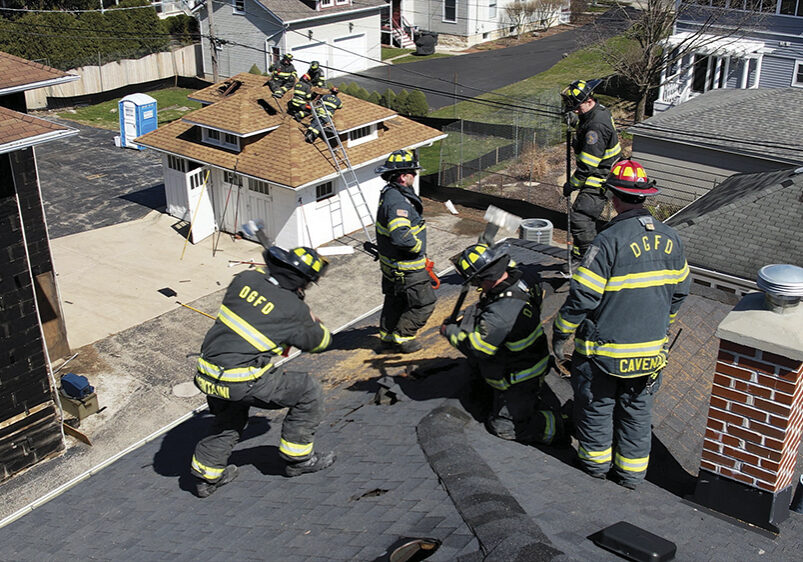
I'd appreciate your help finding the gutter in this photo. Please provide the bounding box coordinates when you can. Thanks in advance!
[0,74,80,96]
[0,128,78,154]
[283,4,386,25]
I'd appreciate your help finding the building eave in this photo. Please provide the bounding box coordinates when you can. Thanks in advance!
[283,4,387,25]
[0,74,80,96]
[0,128,78,154]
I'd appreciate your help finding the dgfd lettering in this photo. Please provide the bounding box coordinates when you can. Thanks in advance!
[629,235,673,258]
[238,285,275,314]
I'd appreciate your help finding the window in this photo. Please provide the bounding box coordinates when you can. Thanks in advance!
[202,128,240,151]
[316,181,334,201]
[336,0,349,4]
[666,47,681,77]
[793,60,803,87]
[207,129,220,141]
[489,0,497,18]
[232,0,244,13]
[167,155,186,172]
[249,178,271,196]
[320,0,333,7]
[444,0,457,22]
[224,171,243,186]
[346,124,378,147]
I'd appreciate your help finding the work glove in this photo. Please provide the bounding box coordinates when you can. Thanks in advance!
[551,333,572,377]
[562,182,574,198]
[564,112,579,129]
[440,322,460,341]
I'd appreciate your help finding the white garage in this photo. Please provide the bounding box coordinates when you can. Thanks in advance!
[333,34,367,76]
[291,41,330,76]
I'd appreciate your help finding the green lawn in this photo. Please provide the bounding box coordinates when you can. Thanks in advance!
[381,46,413,60]
[54,88,202,130]
[429,36,628,122]
[393,52,454,64]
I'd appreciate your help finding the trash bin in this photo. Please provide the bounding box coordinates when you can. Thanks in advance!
[519,218,553,245]
[415,32,437,56]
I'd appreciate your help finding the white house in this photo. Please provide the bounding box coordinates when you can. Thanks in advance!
[135,72,446,249]
[192,0,387,81]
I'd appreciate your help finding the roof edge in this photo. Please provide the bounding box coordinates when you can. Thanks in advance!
[0,74,80,96]
[284,3,386,25]
[0,128,78,154]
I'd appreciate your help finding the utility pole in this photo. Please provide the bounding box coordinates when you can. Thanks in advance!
[206,0,219,82]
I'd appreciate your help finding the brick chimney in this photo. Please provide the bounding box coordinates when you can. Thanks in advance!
[693,291,803,533]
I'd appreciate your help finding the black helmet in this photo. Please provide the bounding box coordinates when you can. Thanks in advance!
[329,86,339,95]
[282,53,293,61]
[561,79,602,112]
[265,246,328,283]
[310,60,320,69]
[374,149,422,176]
[451,243,511,284]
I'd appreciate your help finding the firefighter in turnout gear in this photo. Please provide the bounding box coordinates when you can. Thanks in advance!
[561,79,622,265]
[552,160,690,489]
[307,60,325,87]
[267,53,297,98]
[191,244,336,497]
[304,87,343,144]
[374,149,437,354]
[441,244,566,445]
[288,74,314,121]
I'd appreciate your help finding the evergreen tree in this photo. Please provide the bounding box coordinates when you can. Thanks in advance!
[248,64,262,74]
[393,89,410,114]
[405,90,429,117]
[381,88,396,109]
[367,91,382,105]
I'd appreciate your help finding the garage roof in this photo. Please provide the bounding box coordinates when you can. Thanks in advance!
[257,0,387,23]
[0,51,78,95]
[0,105,76,154]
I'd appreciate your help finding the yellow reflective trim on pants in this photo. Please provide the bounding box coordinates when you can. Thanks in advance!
[554,312,578,335]
[541,411,556,444]
[191,455,225,480]
[578,446,612,464]
[218,304,280,353]
[573,266,606,294]
[509,355,549,384]
[614,452,649,473]
[485,377,510,391]
[279,438,314,459]
[505,324,543,352]
[469,331,497,355]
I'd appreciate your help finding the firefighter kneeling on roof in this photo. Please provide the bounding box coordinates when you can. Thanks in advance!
[440,244,567,446]
[552,160,690,490]
[190,244,336,498]
[304,87,342,144]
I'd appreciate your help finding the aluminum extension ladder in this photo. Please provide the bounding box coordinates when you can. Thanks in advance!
[309,100,374,243]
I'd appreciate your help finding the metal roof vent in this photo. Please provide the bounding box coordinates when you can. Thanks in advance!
[756,264,803,314]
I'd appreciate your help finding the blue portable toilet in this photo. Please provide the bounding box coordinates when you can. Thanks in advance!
[118,93,157,150]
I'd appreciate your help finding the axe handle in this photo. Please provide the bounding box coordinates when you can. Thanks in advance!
[448,284,470,324]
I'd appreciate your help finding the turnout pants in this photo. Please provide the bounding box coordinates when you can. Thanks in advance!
[268,77,294,97]
[191,368,324,483]
[570,355,660,486]
[570,188,607,258]
[379,268,436,344]
[485,376,561,446]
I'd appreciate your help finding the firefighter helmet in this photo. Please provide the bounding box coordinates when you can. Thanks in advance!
[452,243,511,284]
[310,60,319,69]
[281,53,293,62]
[330,86,339,95]
[374,149,422,176]
[561,79,602,112]
[605,159,659,199]
[266,246,329,283]
[301,73,310,82]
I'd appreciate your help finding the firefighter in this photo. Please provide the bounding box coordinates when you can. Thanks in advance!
[304,87,343,144]
[191,244,336,497]
[374,149,436,354]
[552,160,690,489]
[288,73,314,121]
[561,79,622,269]
[307,60,325,87]
[267,53,297,98]
[440,243,565,446]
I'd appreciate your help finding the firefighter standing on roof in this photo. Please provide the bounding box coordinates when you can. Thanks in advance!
[374,150,437,354]
[552,160,690,490]
[441,244,566,446]
[307,60,325,87]
[561,79,622,267]
[267,53,297,98]
[190,243,337,498]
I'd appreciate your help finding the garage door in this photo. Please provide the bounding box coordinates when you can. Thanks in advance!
[291,41,330,75]
[332,34,367,78]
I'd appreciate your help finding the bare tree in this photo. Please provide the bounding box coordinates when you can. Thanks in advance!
[505,0,537,39]
[530,0,566,31]
[587,1,767,122]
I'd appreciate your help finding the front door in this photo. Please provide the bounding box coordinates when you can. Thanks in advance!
[186,167,216,244]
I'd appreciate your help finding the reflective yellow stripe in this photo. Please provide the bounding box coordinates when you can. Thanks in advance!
[469,331,497,355]
[485,377,510,391]
[554,312,578,335]
[388,217,412,232]
[574,266,606,294]
[615,452,649,472]
[218,304,281,353]
[505,324,544,352]
[411,237,422,253]
[310,326,331,353]
[379,255,427,271]
[576,337,667,358]
[578,151,602,167]
[509,355,549,384]
[279,438,313,459]
[603,143,622,159]
[197,358,273,382]
[191,455,225,480]
[541,410,556,444]
[578,446,612,464]
[605,265,689,291]
[669,311,678,324]
[570,175,583,187]
[584,175,604,187]
[448,330,467,347]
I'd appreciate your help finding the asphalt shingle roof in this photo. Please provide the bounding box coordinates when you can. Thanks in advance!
[256,0,386,22]
[0,106,72,147]
[667,167,803,280]
[629,88,803,165]
[0,51,77,92]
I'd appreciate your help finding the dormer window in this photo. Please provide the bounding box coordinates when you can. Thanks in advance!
[232,0,244,14]
[347,124,378,147]
[320,0,333,7]
[202,127,240,151]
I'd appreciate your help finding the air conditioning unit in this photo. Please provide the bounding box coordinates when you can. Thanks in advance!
[779,41,791,47]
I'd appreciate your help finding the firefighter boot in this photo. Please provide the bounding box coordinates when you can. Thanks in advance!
[285,450,336,477]
[196,464,239,498]
[397,339,422,354]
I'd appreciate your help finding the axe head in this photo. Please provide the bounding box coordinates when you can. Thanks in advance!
[479,206,521,246]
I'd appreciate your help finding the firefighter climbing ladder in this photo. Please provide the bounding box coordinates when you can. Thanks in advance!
[309,100,374,244]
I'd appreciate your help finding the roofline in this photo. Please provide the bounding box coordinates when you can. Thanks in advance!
[284,3,387,25]
[181,118,280,138]
[295,133,448,189]
[0,128,78,154]
[0,73,80,96]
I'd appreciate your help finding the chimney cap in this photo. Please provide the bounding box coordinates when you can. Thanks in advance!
[757,264,803,297]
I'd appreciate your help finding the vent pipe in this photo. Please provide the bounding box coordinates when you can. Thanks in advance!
[756,264,803,314]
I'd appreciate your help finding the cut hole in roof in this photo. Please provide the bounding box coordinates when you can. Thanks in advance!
[257,99,278,115]
[218,79,242,97]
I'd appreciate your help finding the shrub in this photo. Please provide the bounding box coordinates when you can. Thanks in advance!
[248,64,262,74]
[381,88,396,108]
[406,90,429,116]
[393,89,410,114]
[367,91,382,105]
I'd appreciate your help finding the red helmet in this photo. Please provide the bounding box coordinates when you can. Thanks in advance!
[605,159,659,199]
[301,74,310,82]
